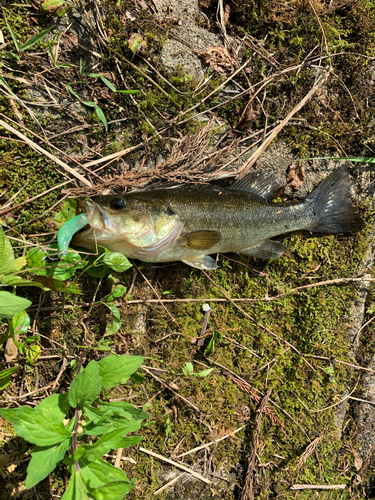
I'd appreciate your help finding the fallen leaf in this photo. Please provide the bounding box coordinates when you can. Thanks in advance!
[238,101,260,128]
[125,10,136,21]
[128,33,147,56]
[199,46,238,74]
[4,335,19,363]
[287,163,305,192]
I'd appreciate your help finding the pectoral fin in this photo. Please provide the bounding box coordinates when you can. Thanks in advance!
[181,230,221,250]
[242,240,289,259]
[182,255,218,270]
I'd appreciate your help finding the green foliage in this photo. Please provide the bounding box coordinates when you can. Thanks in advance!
[0,355,148,497]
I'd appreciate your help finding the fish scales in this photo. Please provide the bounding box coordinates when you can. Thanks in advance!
[70,167,365,270]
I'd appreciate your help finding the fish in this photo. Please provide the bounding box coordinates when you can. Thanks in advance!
[70,166,365,270]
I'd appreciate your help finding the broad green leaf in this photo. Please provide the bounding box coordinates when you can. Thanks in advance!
[98,401,150,421]
[68,360,101,408]
[49,251,85,281]
[103,302,122,336]
[105,284,126,303]
[19,26,55,51]
[37,393,70,419]
[26,247,47,275]
[0,366,18,390]
[102,253,132,272]
[25,437,71,489]
[11,311,30,335]
[1,275,49,290]
[53,280,82,295]
[88,479,136,499]
[40,0,69,16]
[0,225,14,274]
[83,415,140,436]
[61,468,88,500]
[0,292,32,319]
[0,407,71,446]
[52,199,78,227]
[85,263,111,278]
[95,106,108,132]
[80,457,131,490]
[74,426,135,462]
[97,355,143,388]
[128,33,146,54]
[12,256,27,271]
[117,435,142,448]
[130,373,146,384]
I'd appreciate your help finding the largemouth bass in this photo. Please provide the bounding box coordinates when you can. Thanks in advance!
[71,167,364,270]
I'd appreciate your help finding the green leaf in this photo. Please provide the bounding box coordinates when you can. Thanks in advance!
[195,368,214,377]
[97,355,143,388]
[102,253,132,272]
[204,330,223,356]
[82,101,96,108]
[117,435,142,448]
[83,414,140,436]
[95,106,108,132]
[68,360,101,408]
[84,400,149,424]
[182,362,194,376]
[53,280,82,295]
[102,302,122,336]
[105,284,126,303]
[74,426,135,462]
[37,393,70,419]
[25,437,71,489]
[116,89,140,94]
[61,468,88,500]
[26,247,47,275]
[0,407,71,446]
[0,292,32,319]
[0,366,18,390]
[130,373,146,384]
[26,344,41,364]
[11,311,30,335]
[5,19,20,52]
[0,225,14,274]
[100,76,116,92]
[89,479,135,499]
[80,457,132,492]
[50,252,85,281]
[12,256,27,271]
[1,275,49,290]
[19,26,55,51]
[52,199,78,227]
[66,84,81,100]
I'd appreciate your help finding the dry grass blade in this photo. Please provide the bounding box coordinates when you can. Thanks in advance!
[242,390,272,500]
[290,484,346,490]
[139,447,211,485]
[237,73,327,177]
[0,119,92,187]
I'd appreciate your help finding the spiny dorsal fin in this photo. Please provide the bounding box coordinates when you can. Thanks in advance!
[229,171,284,201]
[181,230,222,251]
[242,239,289,259]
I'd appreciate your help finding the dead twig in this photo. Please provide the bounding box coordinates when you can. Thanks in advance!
[291,484,346,490]
[242,390,272,500]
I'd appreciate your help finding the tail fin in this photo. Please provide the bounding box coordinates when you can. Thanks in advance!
[305,167,365,233]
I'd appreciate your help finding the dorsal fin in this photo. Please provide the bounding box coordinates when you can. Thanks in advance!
[229,171,284,201]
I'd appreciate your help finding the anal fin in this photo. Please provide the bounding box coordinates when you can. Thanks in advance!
[242,240,288,259]
[182,255,218,270]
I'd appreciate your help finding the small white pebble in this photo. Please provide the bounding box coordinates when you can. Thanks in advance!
[202,303,211,312]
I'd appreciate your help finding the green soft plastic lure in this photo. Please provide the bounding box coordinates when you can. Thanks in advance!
[57,213,89,257]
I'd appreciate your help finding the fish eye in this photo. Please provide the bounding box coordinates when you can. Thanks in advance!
[110,198,126,210]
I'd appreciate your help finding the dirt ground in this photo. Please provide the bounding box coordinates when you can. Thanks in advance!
[1,0,375,498]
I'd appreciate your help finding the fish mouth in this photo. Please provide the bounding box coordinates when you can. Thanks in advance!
[72,200,116,247]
